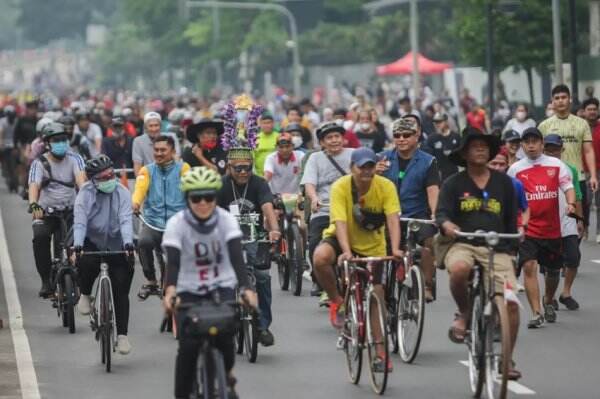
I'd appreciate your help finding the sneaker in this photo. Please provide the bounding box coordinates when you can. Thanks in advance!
[329,301,345,329]
[258,329,275,347]
[372,354,393,373]
[310,282,322,297]
[559,295,580,310]
[544,303,557,323]
[38,280,53,298]
[137,283,159,300]
[78,294,91,315]
[319,291,330,308]
[117,335,131,355]
[227,376,239,399]
[336,336,346,350]
[527,313,544,329]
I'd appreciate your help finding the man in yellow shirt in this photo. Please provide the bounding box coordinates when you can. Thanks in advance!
[253,113,279,177]
[313,148,402,340]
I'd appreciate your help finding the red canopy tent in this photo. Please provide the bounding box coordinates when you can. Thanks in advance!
[376,52,452,76]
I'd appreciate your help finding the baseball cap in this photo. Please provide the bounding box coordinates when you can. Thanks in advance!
[521,127,543,140]
[502,130,521,142]
[432,112,448,122]
[277,133,293,145]
[544,133,563,147]
[144,111,162,124]
[351,147,378,167]
[392,118,417,134]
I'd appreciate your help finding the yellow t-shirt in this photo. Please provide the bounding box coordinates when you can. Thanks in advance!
[253,131,279,177]
[323,175,400,257]
[538,114,592,179]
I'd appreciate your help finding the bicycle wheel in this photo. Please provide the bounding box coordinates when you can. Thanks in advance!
[277,239,290,291]
[63,273,76,334]
[343,284,363,384]
[243,310,258,363]
[235,318,244,355]
[468,283,486,397]
[288,224,304,296]
[388,280,400,354]
[367,290,389,395]
[398,265,425,363]
[485,296,511,399]
[100,278,112,373]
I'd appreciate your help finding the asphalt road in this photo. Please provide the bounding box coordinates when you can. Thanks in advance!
[1,184,600,399]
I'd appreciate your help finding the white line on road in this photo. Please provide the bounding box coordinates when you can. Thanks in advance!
[0,208,41,399]
[459,361,536,395]
[590,259,600,264]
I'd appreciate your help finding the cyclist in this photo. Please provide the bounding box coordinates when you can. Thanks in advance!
[300,122,354,300]
[253,112,279,177]
[102,116,133,176]
[72,155,135,355]
[283,123,311,153]
[132,111,181,175]
[181,117,227,175]
[28,122,86,297]
[132,135,190,299]
[313,147,402,371]
[507,127,576,328]
[74,110,103,158]
[436,128,522,380]
[377,118,440,302]
[14,101,38,197]
[163,167,258,399]
[0,105,18,192]
[263,133,305,195]
[423,112,461,180]
[217,147,280,347]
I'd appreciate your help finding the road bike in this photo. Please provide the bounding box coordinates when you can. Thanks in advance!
[340,256,396,395]
[45,208,79,334]
[454,230,522,399]
[273,193,306,296]
[79,250,133,373]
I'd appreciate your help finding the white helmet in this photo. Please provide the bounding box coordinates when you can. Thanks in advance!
[36,117,53,134]
[144,111,162,124]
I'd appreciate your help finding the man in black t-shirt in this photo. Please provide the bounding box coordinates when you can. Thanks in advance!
[423,112,461,180]
[217,147,280,347]
[183,118,228,175]
[436,129,522,381]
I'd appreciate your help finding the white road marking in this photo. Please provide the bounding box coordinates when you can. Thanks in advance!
[459,361,536,395]
[0,209,41,399]
[590,259,600,264]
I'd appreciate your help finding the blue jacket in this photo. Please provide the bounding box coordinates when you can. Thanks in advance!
[143,161,186,229]
[380,148,435,217]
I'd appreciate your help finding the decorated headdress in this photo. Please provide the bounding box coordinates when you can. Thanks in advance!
[221,94,264,161]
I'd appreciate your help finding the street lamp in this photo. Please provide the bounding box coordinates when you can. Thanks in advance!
[185,1,302,97]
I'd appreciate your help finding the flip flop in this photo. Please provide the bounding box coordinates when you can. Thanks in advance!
[448,325,466,344]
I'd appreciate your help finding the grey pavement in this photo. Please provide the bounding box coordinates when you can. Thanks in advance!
[1,185,600,399]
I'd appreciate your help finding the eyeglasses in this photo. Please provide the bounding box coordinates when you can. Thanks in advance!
[189,193,217,204]
[393,132,416,139]
[232,165,252,173]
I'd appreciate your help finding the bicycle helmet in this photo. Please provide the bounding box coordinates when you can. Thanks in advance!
[112,116,125,126]
[85,154,114,178]
[180,167,223,193]
[41,122,67,140]
[316,121,345,141]
[36,117,53,134]
[57,115,76,127]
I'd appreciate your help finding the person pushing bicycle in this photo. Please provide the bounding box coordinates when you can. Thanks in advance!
[162,167,258,399]
[72,155,136,355]
[436,128,522,380]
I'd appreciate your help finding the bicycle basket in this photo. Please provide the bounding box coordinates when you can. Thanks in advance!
[180,302,238,338]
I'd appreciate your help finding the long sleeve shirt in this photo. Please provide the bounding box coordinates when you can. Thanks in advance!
[73,181,133,250]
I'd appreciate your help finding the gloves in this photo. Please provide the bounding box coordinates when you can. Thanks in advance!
[28,202,43,214]
[123,243,135,266]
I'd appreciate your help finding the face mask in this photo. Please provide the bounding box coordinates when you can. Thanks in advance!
[49,140,68,157]
[546,110,554,118]
[515,111,526,121]
[360,123,371,132]
[334,119,344,126]
[291,136,303,149]
[96,178,118,194]
[202,139,217,151]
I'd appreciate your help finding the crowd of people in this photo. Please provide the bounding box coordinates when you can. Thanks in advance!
[0,82,599,397]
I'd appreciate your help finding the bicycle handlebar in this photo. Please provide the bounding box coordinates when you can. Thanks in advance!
[135,213,166,232]
[399,217,437,225]
[348,256,397,264]
[78,250,129,256]
[453,230,522,246]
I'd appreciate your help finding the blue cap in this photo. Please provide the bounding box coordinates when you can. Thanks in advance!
[351,147,378,167]
[544,134,563,147]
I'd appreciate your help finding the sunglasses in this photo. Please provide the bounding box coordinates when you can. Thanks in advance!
[393,132,416,139]
[189,193,217,204]
[232,165,252,173]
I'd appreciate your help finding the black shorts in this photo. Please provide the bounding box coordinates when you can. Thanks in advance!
[562,235,581,269]
[400,219,437,248]
[319,236,384,283]
[518,237,562,272]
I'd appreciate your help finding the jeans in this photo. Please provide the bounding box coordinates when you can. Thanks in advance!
[137,224,163,282]
[244,241,272,330]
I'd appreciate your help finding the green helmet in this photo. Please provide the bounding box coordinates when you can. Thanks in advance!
[180,166,223,193]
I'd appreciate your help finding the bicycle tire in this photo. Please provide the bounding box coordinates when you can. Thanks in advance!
[367,290,390,394]
[468,278,486,397]
[100,278,112,373]
[63,273,76,334]
[343,283,363,385]
[398,265,425,363]
[57,275,68,327]
[485,296,511,399]
[388,280,400,354]
[235,321,244,355]
[289,223,304,296]
[277,241,290,291]
[243,311,258,363]
[211,348,229,399]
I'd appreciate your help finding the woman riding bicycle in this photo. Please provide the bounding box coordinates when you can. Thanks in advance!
[72,154,136,355]
[162,166,258,399]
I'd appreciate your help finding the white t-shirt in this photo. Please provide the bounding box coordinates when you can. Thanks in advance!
[503,118,536,135]
[74,123,103,157]
[162,207,243,295]
[264,150,305,194]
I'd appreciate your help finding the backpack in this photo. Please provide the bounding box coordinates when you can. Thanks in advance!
[39,155,75,189]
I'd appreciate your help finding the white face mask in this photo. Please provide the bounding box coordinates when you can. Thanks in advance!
[291,136,303,148]
[359,122,371,132]
[546,110,554,118]
[515,111,526,121]
[334,119,344,126]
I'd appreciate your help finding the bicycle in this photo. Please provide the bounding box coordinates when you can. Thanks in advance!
[340,256,396,395]
[45,208,79,334]
[273,193,306,296]
[78,250,134,373]
[453,230,522,399]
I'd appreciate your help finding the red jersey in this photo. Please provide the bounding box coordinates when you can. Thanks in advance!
[507,154,573,239]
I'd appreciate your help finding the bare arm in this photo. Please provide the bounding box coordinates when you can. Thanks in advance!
[583,142,597,190]
[426,185,439,217]
[75,171,87,189]
[133,161,142,176]
[261,202,279,232]
[386,213,401,253]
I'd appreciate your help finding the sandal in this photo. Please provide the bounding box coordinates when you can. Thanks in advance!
[137,283,159,301]
[448,313,466,344]
[499,360,522,381]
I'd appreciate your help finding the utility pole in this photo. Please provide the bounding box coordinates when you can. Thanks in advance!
[552,0,563,84]
[486,1,495,118]
[568,0,579,103]
[409,0,420,100]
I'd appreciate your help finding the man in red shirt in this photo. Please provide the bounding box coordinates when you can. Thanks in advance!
[466,103,490,133]
[583,98,600,242]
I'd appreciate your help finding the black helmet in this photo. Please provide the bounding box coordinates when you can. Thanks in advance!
[42,122,67,141]
[85,155,114,178]
[316,122,345,141]
[112,116,125,126]
[284,123,303,134]
[57,115,76,127]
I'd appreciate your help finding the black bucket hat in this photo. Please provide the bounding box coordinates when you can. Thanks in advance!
[449,127,501,167]
[186,118,225,143]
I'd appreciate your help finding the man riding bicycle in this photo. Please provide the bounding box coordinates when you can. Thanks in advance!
[377,118,440,302]
[263,132,305,195]
[313,147,402,371]
[72,155,135,355]
[132,135,190,299]
[132,112,181,175]
[436,128,522,380]
[28,122,86,297]
[162,167,258,399]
